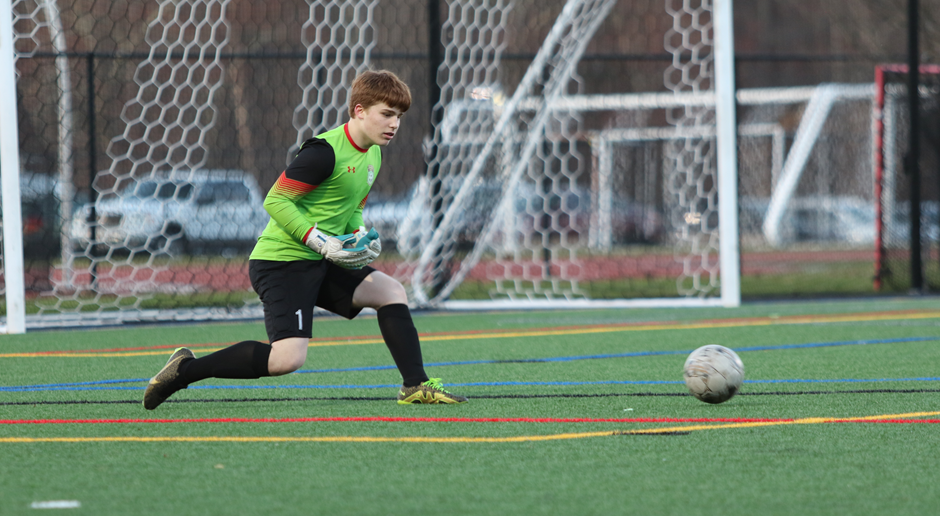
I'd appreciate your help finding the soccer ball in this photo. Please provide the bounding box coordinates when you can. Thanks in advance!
[683,344,745,404]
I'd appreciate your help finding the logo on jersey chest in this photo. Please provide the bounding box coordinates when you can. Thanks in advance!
[344,164,374,184]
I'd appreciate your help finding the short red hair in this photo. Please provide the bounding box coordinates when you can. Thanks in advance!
[348,70,412,117]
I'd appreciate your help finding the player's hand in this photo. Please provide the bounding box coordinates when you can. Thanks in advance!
[304,225,375,269]
[332,226,381,268]
[349,226,382,264]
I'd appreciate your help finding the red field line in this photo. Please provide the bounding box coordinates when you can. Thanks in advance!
[3,417,938,426]
[691,308,933,327]
[0,416,794,425]
[840,419,940,424]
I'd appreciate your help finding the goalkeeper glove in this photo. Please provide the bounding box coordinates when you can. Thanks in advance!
[304,225,380,269]
[348,226,381,263]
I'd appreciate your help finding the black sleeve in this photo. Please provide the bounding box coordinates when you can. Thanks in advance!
[284,138,336,186]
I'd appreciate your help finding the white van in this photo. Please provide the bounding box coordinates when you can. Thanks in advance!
[69,170,269,254]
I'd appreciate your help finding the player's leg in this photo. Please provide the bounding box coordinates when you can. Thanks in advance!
[141,338,274,411]
[143,260,320,410]
[323,266,466,404]
[178,335,309,381]
[267,337,309,375]
[350,271,430,387]
[142,336,309,411]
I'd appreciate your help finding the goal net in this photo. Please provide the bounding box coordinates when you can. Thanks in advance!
[2,0,883,329]
[3,0,382,327]
[401,0,625,307]
[392,0,874,308]
[874,64,940,292]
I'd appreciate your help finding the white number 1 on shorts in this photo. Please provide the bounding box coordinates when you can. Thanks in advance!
[295,309,303,330]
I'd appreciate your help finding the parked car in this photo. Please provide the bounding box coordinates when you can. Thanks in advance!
[740,195,875,245]
[359,187,420,252]
[361,177,499,252]
[68,170,269,255]
[791,196,874,244]
[514,189,664,247]
[362,177,663,252]
[0,172,62,259]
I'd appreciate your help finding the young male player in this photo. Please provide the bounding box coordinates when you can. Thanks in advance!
[143,70,467,409]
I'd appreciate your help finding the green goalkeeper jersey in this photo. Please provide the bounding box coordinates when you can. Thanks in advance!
[249,124,381,261]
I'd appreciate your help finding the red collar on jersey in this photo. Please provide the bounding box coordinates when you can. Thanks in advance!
[343,123,368,153]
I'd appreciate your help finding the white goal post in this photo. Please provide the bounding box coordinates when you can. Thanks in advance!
[714,0,739,307]
[1,0,26,334]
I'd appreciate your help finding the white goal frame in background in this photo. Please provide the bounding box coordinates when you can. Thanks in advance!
[429,82,872,311]
[1,0,26,334]
[1,0,742,331]
[873,63,940,291]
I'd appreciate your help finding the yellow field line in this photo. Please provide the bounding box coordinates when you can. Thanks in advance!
[1,411,935,444]
[5,310,940,358]
[0,432,616,444]
[619,410,940,435]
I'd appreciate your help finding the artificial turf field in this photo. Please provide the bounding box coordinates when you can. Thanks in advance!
[2,298,940,515]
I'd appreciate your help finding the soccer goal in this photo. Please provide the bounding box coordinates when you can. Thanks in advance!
[1,0,881,330]
[873,63,940,292]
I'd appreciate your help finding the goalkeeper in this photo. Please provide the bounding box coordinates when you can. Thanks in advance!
[143,70,467,409]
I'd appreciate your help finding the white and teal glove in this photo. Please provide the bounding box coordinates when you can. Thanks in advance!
[348,226,382,262]
[304,225,381,269]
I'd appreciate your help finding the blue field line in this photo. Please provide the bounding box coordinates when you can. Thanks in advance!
[295,336,940,374]
[4,377,940,393]
[452,378,940,386]
[1,385,146,392]
[0,378,149,392]
[3,336,939,393]
[747,377,940,384]
[292,354,686,375]
[16,378,146,388]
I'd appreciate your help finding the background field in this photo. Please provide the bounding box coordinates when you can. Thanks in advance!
[2,297,940,515]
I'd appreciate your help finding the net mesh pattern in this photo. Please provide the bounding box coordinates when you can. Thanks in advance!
[4,0,921,327]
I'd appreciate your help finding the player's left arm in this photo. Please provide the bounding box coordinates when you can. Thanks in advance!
[344,194,367,234]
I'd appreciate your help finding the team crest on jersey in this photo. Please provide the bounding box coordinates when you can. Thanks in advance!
[367,165,375,185]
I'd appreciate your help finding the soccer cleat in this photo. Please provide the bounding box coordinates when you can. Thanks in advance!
[397,378,468,404]
[142,347,194,410]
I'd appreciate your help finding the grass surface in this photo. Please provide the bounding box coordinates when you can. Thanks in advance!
[2,298,940,515]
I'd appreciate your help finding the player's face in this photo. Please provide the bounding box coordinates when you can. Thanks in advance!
[357,102,404,147]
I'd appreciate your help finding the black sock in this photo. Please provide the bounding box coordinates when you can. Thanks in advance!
[377,304,429,387]
[178,340,272,385]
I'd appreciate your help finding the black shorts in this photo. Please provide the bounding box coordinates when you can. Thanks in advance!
[248,259,376,343]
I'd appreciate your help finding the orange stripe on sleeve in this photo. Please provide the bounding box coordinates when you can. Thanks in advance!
[272,171,317,198]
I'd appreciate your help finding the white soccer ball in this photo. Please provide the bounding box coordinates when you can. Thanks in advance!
[683,344,745,404]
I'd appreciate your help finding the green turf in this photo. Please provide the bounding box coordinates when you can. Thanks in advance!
[2,298,940,515]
